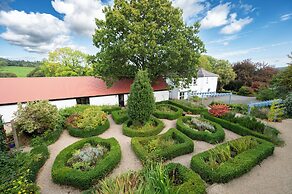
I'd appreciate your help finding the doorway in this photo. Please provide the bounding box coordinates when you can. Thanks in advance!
[118,94,125,107]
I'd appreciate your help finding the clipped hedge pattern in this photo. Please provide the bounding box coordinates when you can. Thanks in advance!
[122,117,164,137]
[112,109,128,124]
[168,100,208,114]
[176,116,225,144]
[202,113,274,143]
[131,128,194,162]
[68,119,110,138]
[101,106,121,114]
[52,137,121,190]
[153,104,183,120]
[166,163,206,194]
[191,136,275,183]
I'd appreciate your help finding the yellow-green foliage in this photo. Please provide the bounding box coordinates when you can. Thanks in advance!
[76,107,107,130]
[268,102,284,122]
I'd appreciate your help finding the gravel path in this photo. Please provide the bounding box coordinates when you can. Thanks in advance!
[36,116,292,194]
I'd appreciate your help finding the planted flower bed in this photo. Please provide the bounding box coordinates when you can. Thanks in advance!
[168,100,208,114]
[85,163,206,194]
[153,104,183,120]
[191,136,275,183]
[52,137,121,190]
[131,128,194,162]
[176,116,225,144]
[66,106,110,138]
[112,109,128,124]
[123,116,164,137]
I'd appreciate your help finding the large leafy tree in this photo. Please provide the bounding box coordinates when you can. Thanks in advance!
[272,64,292,98]
[93,0,205,86]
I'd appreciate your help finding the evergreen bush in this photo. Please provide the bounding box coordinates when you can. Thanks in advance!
[284,93,292,117]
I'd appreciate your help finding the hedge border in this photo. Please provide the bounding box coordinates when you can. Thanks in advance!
[112,109,128,124]
[166,163,206,194]
[190,136,275,183]
[201,113,274,143]
[176,116,225,144]
[101,106,121,114]
[52,137,121,190]
[122,117,164,137]
[131,128,194,162]
[67,119,110,138]
[168,100,208,115]
[153,104,183,120]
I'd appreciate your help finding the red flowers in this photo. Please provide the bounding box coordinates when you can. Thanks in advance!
[209,104,229,117]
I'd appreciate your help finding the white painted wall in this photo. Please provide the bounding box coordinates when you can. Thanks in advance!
[50,99,76,109]
[90,95,119,106]
[0,104,18,123]
[154,91,169,102]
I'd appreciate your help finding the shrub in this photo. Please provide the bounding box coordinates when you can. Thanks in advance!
[14,101,61,134]
[153,104,183,120]
[191,136,274,183]
[0,118,8,152]
[131,128,194,162]
[268,101,284,122]
[112,109,128,124]
[168,100,208,114]
[284,93,292,117]
[30,127,63,146]
[0,72,17,77]
[250,107,269,119]
[59,105,91,119]
[100,105,121,114]
[238,86,254,96]
[256,87,277,101]
[223,80,243,92]
[127,70,155,125]
[52,137,121,190]
[176,116,225,144]
[122,117,164,137]
[210,102,248,114]
[208,104,229,117]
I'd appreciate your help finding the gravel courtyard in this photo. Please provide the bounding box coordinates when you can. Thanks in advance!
[36,116,292,194]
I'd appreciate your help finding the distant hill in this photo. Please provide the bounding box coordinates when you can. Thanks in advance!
[276,66,288,71]
[0,57,41,67]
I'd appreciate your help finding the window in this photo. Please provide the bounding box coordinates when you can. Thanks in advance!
[193,79,197,86]
[76,97,90,105]
[179,92,184,99]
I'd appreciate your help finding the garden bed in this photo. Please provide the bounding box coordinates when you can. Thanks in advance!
[167,100,208,114]
[131,128,194,162]
[191,136,274,183]
[52,137,121,190]
[176,116,225,144]
[122,117,164,137]
[112,109,128,124]
[153,104,183,120]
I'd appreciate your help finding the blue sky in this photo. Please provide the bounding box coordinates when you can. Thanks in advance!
[0,0,291,67]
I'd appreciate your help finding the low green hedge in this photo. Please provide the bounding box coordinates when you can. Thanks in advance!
[112,109,128,124]
[68,119,110,138]
[52,137,121,190]
[31,127,63,146]
[201,113,274,143]
[131,128,194,162]
[101,106,121,114]
[166,163,206,194]
[122,117,164,137]
[176,116,225,144]
[153,104,183,120]
[168,100,208,114]
[190,136,275,183]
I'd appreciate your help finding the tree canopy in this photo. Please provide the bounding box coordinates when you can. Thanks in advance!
[272,64,292,98]
[93,0,205,86]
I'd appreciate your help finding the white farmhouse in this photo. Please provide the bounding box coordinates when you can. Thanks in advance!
[0,77,169,123]
[169,68,219,100]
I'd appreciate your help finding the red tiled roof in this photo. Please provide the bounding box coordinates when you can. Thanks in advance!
[0,76,168,105]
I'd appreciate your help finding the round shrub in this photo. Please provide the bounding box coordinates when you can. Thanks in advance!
[176,116,225,144]
[284,92,292,117]
[52,137,121,190]
[153,104,183,120]
[14,101,60,134]
[238,86,254,96]
[122,117,164,137]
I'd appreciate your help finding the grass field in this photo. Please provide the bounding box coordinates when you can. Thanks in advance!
[0,66,35,77]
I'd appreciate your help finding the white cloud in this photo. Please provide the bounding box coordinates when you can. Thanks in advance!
[200,3,230,29]
[207,35,238,45]
[220,13,253,34]
[0,10,72,53]
[280,13,292,21]
[52,0,106,37]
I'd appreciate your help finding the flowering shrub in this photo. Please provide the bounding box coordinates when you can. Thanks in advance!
[208,104,229,117]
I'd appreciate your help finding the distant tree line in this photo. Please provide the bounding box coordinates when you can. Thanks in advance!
[0,58,41,67]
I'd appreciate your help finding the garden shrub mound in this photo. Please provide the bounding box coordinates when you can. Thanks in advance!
[202,112,282,145]
[131,128,194,162]
[122,116,164,137]
[52,137,121,190]
[66,106,110,138]
[191,136,275,183]
[167,100,208,114]
[112,109,128,124]
[85,163,206,194]
[176,116,225,144]
[153,104,183,120]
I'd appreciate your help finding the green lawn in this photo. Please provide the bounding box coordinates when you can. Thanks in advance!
[0,66,35,77]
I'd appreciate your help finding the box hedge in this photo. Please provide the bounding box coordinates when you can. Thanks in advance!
[153,104,183,120]
[190,136,275,183]
[68,119,110,138]
[112,109,128,124]
[201,113,274,143]
[176,116,225,144]
[131,128,194,162]
[52,137,121,190]
[168,100,208,114]
[122,117,164,137]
